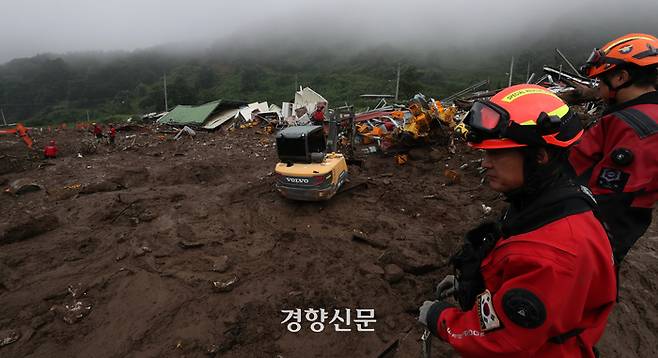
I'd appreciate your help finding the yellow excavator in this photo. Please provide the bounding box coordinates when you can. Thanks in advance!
[274,110,354,201]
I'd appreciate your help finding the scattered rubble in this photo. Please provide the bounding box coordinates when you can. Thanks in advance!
[443,169,461,185]
[351,229,388,249]
[0,329,20,347]
[49,284,93,325]
[4,178,43,195]
[174,126,196,140]
[210,276,239,293]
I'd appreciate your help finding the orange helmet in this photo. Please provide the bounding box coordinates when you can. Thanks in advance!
[464,84,583,150]
[581,33,658,78]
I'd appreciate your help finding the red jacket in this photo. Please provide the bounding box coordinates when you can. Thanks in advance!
[433,211,616,357]
[44,145,58,158]
[569,91,658,208]
[109,127,116,138]
[311,110,325,123]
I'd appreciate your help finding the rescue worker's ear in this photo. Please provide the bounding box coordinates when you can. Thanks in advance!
[535,148,549,165]
[607,69,630,85]
[620,69,632,82]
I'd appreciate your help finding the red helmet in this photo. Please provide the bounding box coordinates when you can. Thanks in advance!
[581,33,658,78]
[464,84,583,150]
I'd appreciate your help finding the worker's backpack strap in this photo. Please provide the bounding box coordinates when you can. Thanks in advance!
[615,108,658,139]
[451,222,501,311]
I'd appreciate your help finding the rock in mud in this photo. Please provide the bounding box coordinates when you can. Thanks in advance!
[358,263,385,276]
[384,264,404,283]
[351,230,388,249]
[210,276,239,293]
[178,240,204,249]
[0,329,20,347]
[0,214,59,245]
[6,179,43,195]
[80,180,124,194]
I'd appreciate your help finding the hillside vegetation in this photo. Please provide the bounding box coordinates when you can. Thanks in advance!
[2,22,657,126]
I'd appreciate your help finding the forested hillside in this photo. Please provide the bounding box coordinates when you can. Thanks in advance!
[1,19,657,125]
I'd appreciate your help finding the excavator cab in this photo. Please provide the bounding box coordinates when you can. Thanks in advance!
[274,125,348,201]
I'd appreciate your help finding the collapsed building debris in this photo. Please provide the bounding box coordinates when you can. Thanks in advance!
[173,126,196,140]
[156,99,248,130]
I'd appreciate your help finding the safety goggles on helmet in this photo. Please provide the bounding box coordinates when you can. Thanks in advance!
[464,101,579,147]
[463,101,508,138]
[579,48,626,76]
[585,48,605,67]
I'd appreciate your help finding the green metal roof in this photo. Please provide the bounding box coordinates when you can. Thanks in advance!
[157,100,220,125]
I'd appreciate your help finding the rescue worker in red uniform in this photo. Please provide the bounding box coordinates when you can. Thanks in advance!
[92,123,103,140]
[43,139,58,159]
[418,84,616,357]
[570,33,658,264]
[109,124,117,144]
[311,102,326,125]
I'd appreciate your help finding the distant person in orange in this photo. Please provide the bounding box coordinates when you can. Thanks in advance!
[108,124,116,144]
[43,140,58,159]
[16,123,33,149]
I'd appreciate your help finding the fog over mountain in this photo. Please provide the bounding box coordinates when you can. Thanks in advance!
[2,0,657,64]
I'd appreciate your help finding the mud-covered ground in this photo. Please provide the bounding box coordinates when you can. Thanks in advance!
[0,126,656,357]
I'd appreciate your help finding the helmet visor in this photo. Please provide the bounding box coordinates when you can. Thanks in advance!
[464,101,508,135]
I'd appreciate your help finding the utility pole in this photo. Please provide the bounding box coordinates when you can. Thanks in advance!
[508,57,515,87]
[164,73,168,112]
[395,63,400,101]
[86,110,90,122]
[0,108,7,126]
[555,48,580,75]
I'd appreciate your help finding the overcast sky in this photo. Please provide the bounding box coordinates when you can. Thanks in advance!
[1,0,657,64]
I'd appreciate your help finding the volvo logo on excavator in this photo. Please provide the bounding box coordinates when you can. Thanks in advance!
[285,177,310,184]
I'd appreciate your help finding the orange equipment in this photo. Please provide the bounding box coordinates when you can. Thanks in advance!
[0,123,33,149]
